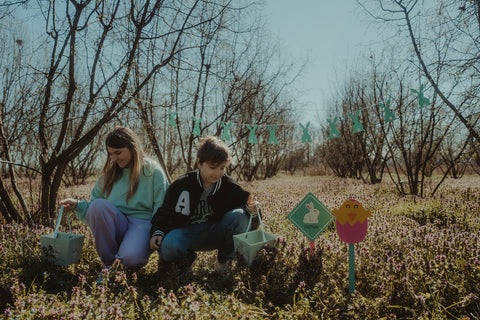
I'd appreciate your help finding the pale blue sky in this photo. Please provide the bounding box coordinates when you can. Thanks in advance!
[14,1,386,123]
[263,1,386,121]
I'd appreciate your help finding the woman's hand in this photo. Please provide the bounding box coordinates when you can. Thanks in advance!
[59,198,78,212]
[150,235,163,251]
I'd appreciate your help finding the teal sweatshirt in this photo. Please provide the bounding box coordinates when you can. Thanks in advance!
[75,158,169,224]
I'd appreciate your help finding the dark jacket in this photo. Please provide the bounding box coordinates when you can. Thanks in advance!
[150,170,257,237]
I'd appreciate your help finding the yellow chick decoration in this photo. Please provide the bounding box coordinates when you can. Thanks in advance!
[332,199,372,244]
[333,199,371,226]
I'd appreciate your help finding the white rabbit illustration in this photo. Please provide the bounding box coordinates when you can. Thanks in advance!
[303,202,319,224]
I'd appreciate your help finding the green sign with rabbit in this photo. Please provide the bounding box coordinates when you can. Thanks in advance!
[288,192,334,241]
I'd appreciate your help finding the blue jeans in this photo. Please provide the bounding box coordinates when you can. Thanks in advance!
[159,208,249,267]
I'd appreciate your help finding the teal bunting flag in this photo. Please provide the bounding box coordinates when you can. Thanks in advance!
[221,122,232,141]
[379,99,396,123]
[411,84,431,109]
[168,109,177,127]
[348,110,364,133]
[268,125,279,144]
[328,117,340,139]
[300,122,312,143]
[193,117,202,136]
[246,124,258,144]
[161,84,433,143]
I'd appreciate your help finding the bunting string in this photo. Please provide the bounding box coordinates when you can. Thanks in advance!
[154,84,478,144]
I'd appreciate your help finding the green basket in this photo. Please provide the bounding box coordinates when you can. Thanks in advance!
[40,206,85,266]
[233,207,279,266]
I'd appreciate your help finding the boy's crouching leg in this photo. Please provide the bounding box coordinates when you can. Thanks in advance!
[217,208,249,264]
[157,230,196,275]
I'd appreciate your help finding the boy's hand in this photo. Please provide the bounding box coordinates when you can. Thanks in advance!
[150,235,163,251]
[247,195,259,217]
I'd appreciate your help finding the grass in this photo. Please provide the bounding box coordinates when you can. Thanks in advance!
[1,175,479,319]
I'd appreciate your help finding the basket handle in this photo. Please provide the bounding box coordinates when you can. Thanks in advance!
[53,205,72,239]
[245,203,267,242]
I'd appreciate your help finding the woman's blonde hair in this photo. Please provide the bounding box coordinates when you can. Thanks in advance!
[101,127,145,202]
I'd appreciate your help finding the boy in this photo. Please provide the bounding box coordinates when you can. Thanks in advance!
[150,136,259,272]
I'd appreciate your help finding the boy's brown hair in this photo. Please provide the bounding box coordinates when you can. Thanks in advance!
[197,136,232,165]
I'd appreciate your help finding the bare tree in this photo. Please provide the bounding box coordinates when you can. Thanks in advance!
[0,0,232,223]
[131,1,302,181]
[229,77,298,181]
[318,0,478,195]
[358,0,480,142]
[0,0,305,224]
[320,46,465,196]
[471,137,480,174]
[437,130,471,179]
[0,22,37,223]
[0,1,29,21]
[319,54,392,184]
[61,131,104,187]
[132,0,238,177]
[383,81,440,196]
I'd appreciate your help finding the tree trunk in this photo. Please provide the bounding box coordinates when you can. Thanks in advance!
[0,176,20,223]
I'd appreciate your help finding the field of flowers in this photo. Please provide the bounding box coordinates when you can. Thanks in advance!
[1,175,479,319]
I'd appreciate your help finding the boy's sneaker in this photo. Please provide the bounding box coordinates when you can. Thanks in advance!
[158,260,193,275]
[215,258,231,272]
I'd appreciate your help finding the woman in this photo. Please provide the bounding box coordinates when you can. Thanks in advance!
[60,127,169,280]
